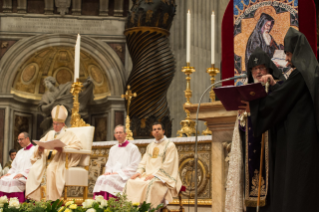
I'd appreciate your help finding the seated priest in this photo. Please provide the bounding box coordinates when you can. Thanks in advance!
[225,48,286,212]
[0,132,35,202]
[3,149,17,175]
[93,125,141,199]
[124,122,182,207]
[26,105,83,201]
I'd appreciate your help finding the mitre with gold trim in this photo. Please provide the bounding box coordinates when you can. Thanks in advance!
[51,105,68,123]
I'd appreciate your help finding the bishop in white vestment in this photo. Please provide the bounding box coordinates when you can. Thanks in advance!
[93,125,141,199]
[26,105,83,201]
[0,132,35,202]
[124,123,182,207]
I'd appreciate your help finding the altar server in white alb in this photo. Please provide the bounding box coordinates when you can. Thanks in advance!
[0,132,35,202]
[26,105,83,201]
[124,122,182,207]
[93,125,141,199]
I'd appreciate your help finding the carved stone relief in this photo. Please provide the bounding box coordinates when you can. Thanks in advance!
[55,0,71,15]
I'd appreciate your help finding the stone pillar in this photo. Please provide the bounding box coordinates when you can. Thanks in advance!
[114,0,124,17]
[44,0,54,15]
[185,101,237,212]
[99,0,109,16]
[17,0,27,13]
[3,0,12,13]
[72,0,82,15]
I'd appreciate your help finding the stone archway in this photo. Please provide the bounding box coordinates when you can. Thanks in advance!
[0,34,125,97]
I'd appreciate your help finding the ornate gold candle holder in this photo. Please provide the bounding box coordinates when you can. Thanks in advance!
[177,63,198,137]
[70,79,89,127]
[206,64,220,101]
[121,85,137,140]
[201,64,220,135]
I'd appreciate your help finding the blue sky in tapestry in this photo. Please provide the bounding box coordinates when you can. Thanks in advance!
[234,0,298,15]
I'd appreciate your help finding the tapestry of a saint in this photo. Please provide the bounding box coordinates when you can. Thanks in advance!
[234,0,298,86]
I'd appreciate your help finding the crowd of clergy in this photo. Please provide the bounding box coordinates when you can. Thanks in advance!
[0,104,181,208]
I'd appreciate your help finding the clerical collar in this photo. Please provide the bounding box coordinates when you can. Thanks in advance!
[24,143,33,150]
[118,140,129,147]
[155,136,167,144]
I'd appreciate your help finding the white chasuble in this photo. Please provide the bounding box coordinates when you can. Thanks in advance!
[124,137,182,207]
[0,144,35,193]
[26,128,82,201]
[93,141,141,195]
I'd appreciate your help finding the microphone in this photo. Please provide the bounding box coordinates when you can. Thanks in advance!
[193,73,246,212]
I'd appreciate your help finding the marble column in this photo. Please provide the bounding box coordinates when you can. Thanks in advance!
[72,0,82,15]
[44,0,54,15]
[113,0,124,17]
[17,0,27,13]
[3,0,12,13]
[99,0,109,16]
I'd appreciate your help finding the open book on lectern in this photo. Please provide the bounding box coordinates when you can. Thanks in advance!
[33,139,66,150]
[213,83,267,111]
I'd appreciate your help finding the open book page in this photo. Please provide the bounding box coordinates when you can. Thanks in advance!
[33,139,66,150]
[272,50,288,68]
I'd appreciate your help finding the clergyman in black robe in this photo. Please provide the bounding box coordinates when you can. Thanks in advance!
[245,13,283,72]
[225,48,285,212]
[247,28,319,212]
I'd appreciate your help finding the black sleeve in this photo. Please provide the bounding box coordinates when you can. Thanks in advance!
[250,70,306,137]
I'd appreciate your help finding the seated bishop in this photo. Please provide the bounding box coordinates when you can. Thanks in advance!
[124,122,182,207]
[93,125,141,199]
[26,105,83,201]
[0,132,35,203]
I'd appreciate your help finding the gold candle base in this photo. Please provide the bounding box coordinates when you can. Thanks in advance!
[206,64,220,101]
[70,79,89,128]
[177,64,198,137]
[202,121,212,135]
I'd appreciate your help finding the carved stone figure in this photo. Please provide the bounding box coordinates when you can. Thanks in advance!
[55,0,71,15]
[38,76,94,133]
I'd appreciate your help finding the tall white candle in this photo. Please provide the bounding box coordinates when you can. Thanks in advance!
[74,34,81,82]
[211,11,215,65]
[186,10,191,64]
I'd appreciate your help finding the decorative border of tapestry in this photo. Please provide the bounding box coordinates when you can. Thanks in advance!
[233,0,299,86]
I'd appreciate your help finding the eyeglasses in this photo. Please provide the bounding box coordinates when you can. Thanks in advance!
[53,123,62,126]
[17,138,24,142]
[252,66,267,72]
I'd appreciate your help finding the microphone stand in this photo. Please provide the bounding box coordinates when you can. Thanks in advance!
[194,75,246,212]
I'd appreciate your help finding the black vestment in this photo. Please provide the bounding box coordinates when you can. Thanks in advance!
[250,68,319,212]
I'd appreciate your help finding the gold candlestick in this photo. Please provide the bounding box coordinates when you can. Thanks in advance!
[201,64,219,135]
[121,85,137,140]
[206,64,220,101]
[177,63,198,137]
[70,79,89,127]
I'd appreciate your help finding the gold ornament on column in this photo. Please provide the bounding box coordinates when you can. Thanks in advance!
[177,63,198,137]
[121,85,137,140]
[70,79,89,127]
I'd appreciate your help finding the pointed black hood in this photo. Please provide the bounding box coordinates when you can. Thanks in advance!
[284,27,319,132]
[247,47,285,83]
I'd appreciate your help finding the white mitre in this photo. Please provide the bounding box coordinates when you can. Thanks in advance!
[51,105,68,123]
